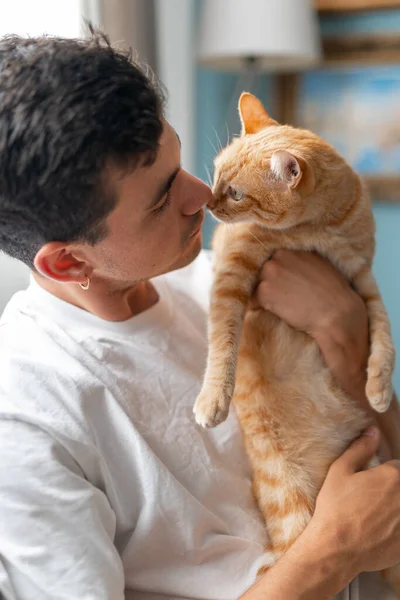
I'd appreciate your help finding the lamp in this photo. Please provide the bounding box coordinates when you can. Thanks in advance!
[198,0,321,73]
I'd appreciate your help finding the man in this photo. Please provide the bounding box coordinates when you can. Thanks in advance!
[0,31,400,600]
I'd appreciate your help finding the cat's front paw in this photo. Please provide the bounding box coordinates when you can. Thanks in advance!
[193,386,231,428]
[366,343,395,413]
[366,365,393,413]
[366,374,393,413]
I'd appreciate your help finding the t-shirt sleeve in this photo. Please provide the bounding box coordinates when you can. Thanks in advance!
[0,419,125,600]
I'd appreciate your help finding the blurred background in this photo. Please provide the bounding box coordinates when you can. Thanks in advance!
[1,0,400,390]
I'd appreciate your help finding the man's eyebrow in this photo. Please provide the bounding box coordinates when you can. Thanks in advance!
[147,166,180,210]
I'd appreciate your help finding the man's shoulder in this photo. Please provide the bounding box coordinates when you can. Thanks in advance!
[0,301,97,442]
[0,293,87,375]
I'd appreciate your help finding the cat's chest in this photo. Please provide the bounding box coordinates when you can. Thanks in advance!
[224,224,370,281]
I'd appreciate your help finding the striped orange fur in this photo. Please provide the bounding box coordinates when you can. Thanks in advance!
[193,93,398,592]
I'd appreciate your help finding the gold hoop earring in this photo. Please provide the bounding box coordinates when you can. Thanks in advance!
[79,276,91,291]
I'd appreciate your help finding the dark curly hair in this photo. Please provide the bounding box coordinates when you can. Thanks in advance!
[0,29,165,267]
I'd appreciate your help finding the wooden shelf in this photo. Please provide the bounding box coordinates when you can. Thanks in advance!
[322,32,400,64]
[316,0,400,11]
[362,175,400,203]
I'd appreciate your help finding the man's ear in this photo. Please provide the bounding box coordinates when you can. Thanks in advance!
[238,92,278,135]
[34,242,91,285]
[270,150,315,195]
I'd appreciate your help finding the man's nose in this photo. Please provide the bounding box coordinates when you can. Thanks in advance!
[180,172,212,216]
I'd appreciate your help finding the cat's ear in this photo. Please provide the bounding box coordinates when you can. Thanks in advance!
[271,150,315,194]
[238,92,278,135]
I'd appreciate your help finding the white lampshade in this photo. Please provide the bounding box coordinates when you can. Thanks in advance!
[198,0,322,72]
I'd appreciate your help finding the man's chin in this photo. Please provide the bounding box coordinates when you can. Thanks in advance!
[173,232,203,271]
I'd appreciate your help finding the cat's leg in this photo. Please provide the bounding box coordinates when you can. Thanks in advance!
[255,545,278,579]
[236,403,314,577]
[255,474,313,578]
[353,267,395,413]
[194,235,271,428]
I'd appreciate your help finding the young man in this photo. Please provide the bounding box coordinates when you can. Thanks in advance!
[0,32,400,600]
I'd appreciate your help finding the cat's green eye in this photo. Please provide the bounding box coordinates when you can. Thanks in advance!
[228,186,244,201]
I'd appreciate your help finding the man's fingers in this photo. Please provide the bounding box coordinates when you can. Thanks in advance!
[330,427,380,476]
[251,281,269,311]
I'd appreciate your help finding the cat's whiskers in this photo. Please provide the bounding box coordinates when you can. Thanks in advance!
[212,126,223,152]
[247,228,270,253]
[225,122,231,145]
[204,164,213,188]
[206,136,219,158]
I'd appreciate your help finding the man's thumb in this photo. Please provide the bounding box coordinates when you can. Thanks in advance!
[336,426,380,475]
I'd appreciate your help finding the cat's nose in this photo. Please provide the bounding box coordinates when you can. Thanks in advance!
[207,195,217,209]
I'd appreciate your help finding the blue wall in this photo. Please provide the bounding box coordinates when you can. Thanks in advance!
[373,206,400,394]
[195,9,400,393]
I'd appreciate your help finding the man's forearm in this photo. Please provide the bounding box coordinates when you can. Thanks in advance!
[239,524,353,600]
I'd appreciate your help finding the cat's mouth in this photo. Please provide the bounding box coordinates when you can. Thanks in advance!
[209,203,290,228]
[208,207,246,224]
[208,205,228,218]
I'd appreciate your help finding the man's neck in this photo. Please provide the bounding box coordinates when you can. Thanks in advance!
[32,273,159,322]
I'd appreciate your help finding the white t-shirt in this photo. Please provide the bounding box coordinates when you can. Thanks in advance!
[0,251,396,600]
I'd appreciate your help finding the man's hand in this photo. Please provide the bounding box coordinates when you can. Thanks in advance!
[253,249,369,386]
[311,427,400,574]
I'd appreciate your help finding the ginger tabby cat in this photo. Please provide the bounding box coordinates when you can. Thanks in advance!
[193,93,398,592]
